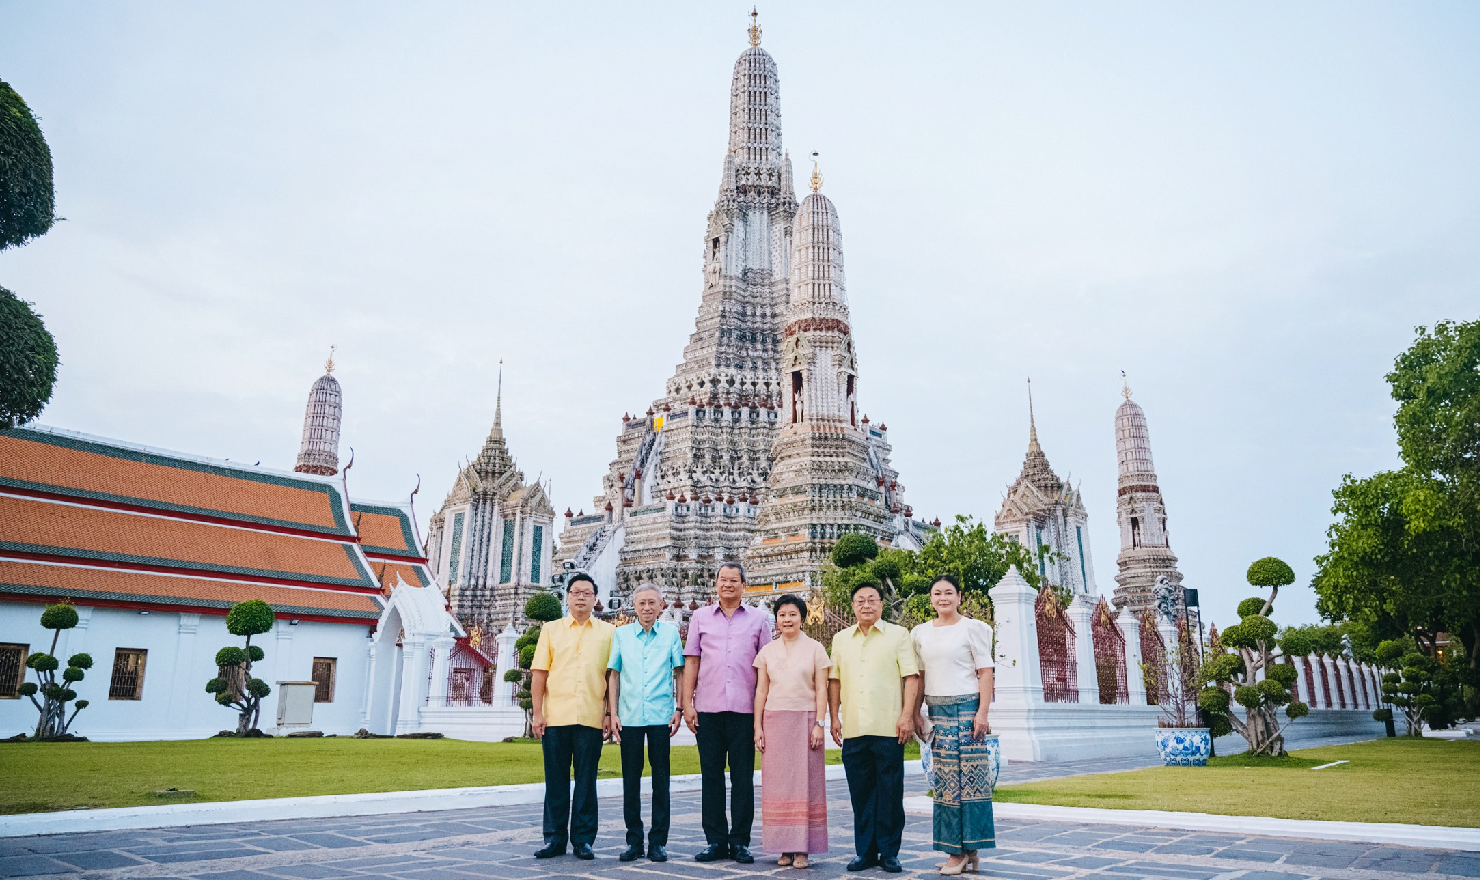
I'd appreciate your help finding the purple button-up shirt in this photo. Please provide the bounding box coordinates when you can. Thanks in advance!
[683,602,773,714]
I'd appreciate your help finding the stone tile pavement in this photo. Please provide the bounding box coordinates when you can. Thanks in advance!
[2,773,1475,880]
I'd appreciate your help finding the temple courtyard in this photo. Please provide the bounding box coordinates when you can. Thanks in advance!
[2,759,1477,880]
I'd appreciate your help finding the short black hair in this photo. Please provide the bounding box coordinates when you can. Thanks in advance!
[850,577,883,599]
[931,573,962,593]
[772,593,808,619]
[566,572,597,593]
[717,561,747,583]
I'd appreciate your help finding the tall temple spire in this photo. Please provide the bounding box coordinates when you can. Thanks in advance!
[294,349,343,477]
[491,361,503,440]
[810,151,823,193]
[1028,377,1040,451]
[1112,385,1185,616]
[748,6,761,47]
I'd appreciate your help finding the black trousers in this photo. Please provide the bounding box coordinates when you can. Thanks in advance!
[842,735,905,860]
[695,711,755,847]
[620,724,671,847]
[541,724,603,848]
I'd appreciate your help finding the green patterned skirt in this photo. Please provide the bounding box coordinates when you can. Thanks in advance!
[926,694,996,854]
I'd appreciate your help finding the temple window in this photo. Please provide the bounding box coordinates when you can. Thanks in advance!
[108,648,147,700]
[0,644,26,698]
[312,658,337,703]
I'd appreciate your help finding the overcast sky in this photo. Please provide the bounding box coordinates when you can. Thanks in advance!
[4,2,1477,630]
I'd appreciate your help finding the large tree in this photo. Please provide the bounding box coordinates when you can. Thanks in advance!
[0,80,60,427]
[0,286,59,429]
[0,79,56,250]
[1314,320,1480,669]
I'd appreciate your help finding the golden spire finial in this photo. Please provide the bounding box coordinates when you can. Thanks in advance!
[325,345,336,374]
[810,151,823,193]
[1121,370,1132,401]
[748,7,761,47]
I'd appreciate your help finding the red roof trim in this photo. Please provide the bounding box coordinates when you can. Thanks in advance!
[1,484,361,543]
[0,592,377,626]
[0,550,386,595]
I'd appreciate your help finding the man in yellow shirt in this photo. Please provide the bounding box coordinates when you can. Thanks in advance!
[531,573,615,860]
[828,578,919,874]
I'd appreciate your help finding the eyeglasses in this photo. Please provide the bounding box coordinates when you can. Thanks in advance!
[853,596,881,605]
[568,590,596,598]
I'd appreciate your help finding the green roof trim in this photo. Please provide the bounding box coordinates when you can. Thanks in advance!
[0,539,380,591]
[2,428,353,536]
[351,501,422,558]
[0,581,381,619]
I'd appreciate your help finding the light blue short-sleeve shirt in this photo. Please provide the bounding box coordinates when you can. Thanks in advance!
[607,620,685,727]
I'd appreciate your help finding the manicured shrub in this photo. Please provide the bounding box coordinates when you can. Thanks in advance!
[22,602,90,738]
[208,600,275,735]
[1199,557,1309,755]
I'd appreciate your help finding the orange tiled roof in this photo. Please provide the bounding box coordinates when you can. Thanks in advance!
[0,493,378,590]
[371,560,432,593]
[351,502,422,559]
[0,428,353,537]
[0,560,380,619]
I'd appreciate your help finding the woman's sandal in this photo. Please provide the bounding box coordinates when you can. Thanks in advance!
[777,855,794,867]
[792,856,810,869]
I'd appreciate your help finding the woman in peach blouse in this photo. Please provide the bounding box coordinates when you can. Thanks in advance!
[753,594,831,867]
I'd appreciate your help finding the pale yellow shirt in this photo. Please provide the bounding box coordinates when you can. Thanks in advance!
[828,619,919,738]
[532,615,615,729]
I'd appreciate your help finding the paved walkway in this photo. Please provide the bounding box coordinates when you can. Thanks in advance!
[2,773,1475,880]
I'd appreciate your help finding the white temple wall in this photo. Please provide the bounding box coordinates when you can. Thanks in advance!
[0,603,372,741]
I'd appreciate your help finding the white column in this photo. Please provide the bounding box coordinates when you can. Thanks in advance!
[167,614,200,731]
[987,567,1042,704]
[1115,610,1146,705]
[395,637,430,734]
[494,624,519,704]
[1066,595,1099,705]
[1326,656,1349,712]
[428,636,455,706]
[359,639,376,731]
[1293,655,1310,705]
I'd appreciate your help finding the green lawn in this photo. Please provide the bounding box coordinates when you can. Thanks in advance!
[0,737,917,815]
[994,738,1480,827]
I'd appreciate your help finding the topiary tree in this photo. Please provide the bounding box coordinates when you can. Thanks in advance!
[831,532,879,569]
[20,602,91,739]
[1376,638,1446,736]
[1197,557,1309,755]
[0,284,58,430]
[206,600,275,735]
[0,80,57,251]
[504,592,563,737]
[0,80,61,429]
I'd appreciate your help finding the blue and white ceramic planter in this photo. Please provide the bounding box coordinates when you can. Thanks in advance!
[1155,727,1212,766]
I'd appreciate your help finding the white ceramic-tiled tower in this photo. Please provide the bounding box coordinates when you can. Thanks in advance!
[294,350,342,477]
[1111,382,1185,617]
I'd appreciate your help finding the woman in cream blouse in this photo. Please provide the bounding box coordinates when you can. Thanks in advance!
[910,575,995,874]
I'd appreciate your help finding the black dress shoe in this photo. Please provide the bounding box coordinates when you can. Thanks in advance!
[880,857,902,873]
[533,843,566,859]
[619,844,643,862]
[731,845,754,864]
[573,843,595,861]
[695,844,729,862]
[647,845,668,862]
[846,856,879,872]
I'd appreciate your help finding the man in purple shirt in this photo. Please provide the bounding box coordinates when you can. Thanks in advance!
[682,561,772,864]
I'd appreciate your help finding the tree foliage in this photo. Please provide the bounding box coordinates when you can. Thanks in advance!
[22,602,90,739]
[1314,320,1480,677]
[1375,638,1468,734]
[507,601,560,737]
[0,80,56,251]
[1198,557,1309,755]
[524,591,563,623]
[0,286,59,429]
[207,600,275,735]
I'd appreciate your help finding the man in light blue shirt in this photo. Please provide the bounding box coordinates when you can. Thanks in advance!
[607,583,685,863]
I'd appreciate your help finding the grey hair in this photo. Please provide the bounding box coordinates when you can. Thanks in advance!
[717,561,747,583]
[630,583,663,602]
